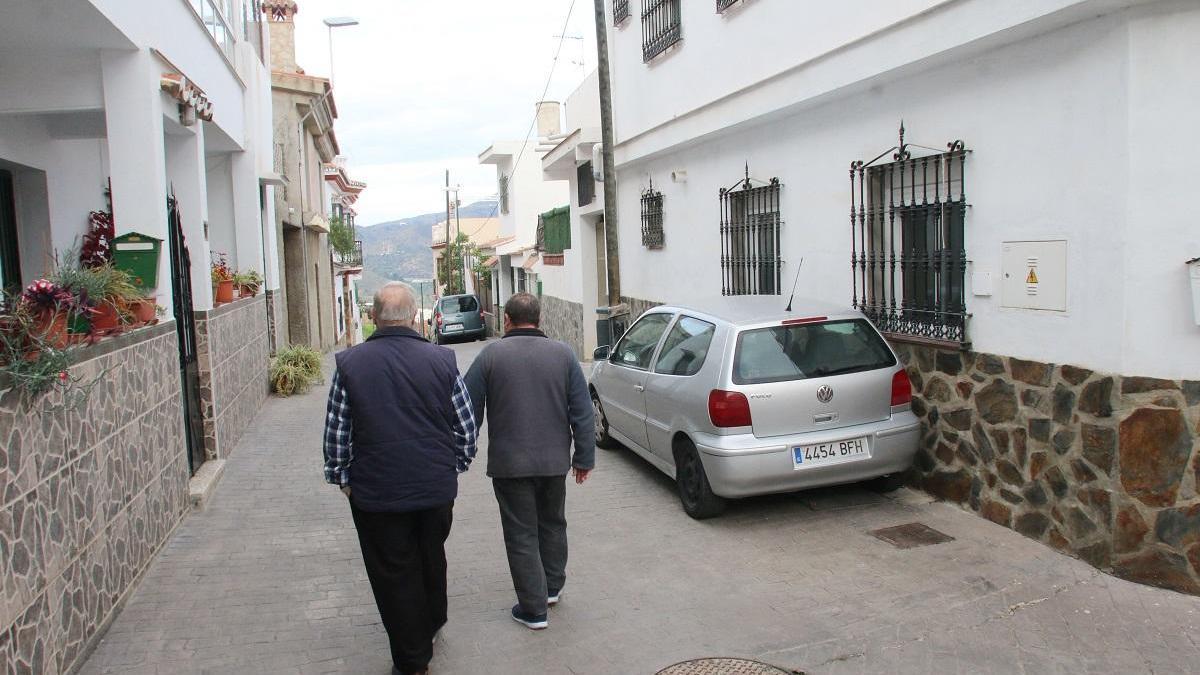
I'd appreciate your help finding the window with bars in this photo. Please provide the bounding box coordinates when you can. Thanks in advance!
[498,174,509,214]
[614,0,631,25]
[720,174,782,295]
[642,0,682,62]
[850,125,969,346]
[716,0,740,12]
[641,184,664,249]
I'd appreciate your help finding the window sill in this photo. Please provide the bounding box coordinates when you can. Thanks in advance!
[881,331,970,352]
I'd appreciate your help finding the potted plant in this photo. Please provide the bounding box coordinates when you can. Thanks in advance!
[19,279,74,349]
[93,265,142,332]
[211,252,234,304]
[126,296,158,324]
[234,270,263,298]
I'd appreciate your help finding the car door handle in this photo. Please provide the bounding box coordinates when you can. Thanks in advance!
[634,384,645,392]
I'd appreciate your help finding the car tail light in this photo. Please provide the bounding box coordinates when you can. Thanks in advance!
[436,314,442,327]
[891,369,913,407]
[709,390,753,428]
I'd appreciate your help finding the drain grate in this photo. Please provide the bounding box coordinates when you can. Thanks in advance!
[870,522,955,549]
[656,658,802,675]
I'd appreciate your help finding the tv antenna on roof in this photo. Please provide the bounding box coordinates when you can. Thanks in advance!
[784,258,804,312]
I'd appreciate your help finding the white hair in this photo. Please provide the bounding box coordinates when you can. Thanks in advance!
[373,282,417,325]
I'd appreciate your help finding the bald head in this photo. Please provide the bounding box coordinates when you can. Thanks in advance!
[373,282,417,327]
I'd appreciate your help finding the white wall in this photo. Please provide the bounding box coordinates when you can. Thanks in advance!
[608,0,1142,166]
[612,5,1200,380]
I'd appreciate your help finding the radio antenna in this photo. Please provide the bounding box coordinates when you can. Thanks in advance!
[784,258,804,312]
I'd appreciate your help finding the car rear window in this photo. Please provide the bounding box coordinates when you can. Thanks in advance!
[733,319,896,385]
[441,296,478,313]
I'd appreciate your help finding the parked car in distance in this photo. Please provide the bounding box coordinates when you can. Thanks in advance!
[589,298,920,519]
[431,293,486,344]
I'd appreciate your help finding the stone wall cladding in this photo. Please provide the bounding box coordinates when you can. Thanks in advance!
[195,296,270,460]
[896,342,1200,595]
[540,295,584,360]
[620,295,663,321]
[0,325,190,674]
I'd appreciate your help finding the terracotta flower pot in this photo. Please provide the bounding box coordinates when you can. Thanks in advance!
[31,310,69,350]
[128,299,156,324]
[239,284,258,298]
[91,302,121,333]
[215,279,234,304]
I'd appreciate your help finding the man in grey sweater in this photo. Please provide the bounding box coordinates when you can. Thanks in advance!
[464,292,595,630]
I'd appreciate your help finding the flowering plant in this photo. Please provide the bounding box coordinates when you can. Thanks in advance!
[20,279,74,314]
[211,252,233,284]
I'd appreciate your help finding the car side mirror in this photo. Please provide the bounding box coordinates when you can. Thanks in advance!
[593,345,611,360]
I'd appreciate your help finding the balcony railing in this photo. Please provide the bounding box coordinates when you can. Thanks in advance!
[188,0,239,60]
[336,240,364,268]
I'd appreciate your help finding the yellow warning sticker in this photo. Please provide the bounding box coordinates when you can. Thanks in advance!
[1026,268,1039,284]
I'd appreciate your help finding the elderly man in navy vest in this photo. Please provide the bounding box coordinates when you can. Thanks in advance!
[323,282,477,675]
[464,292,595,630]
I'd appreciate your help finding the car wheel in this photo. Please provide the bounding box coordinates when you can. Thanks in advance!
[591,391,619,449]
[673,437,726,519]
[869,472,908,493]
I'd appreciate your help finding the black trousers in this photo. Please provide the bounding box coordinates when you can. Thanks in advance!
[350,501,453,673]
[492,476,568,616]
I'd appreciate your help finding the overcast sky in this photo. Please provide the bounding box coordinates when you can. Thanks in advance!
[290,0,597,226]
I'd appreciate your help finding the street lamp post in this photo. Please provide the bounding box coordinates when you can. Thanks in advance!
[322,16,359,88]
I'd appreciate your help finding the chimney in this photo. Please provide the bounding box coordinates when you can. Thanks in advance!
[264,1,301,73]
[535,101,562,138]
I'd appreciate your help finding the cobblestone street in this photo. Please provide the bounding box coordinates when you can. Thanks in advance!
[81,342,1200,675]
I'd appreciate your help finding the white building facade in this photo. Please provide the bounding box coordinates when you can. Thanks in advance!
[603,0,1200,594]
[0,1,278,671]
[479,102,570,336]
[540,71,605,358]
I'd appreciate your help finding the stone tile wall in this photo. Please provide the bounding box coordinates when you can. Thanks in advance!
[896,343,1200,595]
[0,324,190,673]
[195,296,270,460]
[540,295,585,360]
[620,295,662,322]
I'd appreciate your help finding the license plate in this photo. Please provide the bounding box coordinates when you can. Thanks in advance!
[792,437,869,469]
[444,323,463,332]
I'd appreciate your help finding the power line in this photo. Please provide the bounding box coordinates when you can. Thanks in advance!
[442,0,579,247]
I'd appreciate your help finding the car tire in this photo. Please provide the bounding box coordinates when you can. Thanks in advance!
[591,391,619,450]
[869,472,908,493]
[673,437,726,519]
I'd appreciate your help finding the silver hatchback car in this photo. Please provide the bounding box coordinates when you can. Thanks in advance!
[589,298,920,519]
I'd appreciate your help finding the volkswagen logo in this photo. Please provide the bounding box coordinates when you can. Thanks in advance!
[816,385,834,403]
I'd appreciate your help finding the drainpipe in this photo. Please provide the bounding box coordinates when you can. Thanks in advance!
[593,0,621,306]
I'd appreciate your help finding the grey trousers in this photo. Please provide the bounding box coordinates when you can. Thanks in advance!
[492,476,568,616]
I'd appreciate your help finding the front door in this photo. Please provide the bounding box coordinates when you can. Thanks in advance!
[0,169,21,293]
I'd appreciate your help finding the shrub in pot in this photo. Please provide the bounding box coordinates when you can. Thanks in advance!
[211,252,234,304]
[269,345,323,396]
[234,270,263,298]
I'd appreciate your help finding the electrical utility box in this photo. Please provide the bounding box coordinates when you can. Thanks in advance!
[1001,240,1067,312]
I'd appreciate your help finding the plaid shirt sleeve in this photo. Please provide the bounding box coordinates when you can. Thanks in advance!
[450,375,478,473]
[323,369,353,487]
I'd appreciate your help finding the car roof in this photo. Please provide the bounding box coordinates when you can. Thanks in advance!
[642,296,862,327]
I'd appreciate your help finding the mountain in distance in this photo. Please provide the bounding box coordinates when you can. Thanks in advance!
[357,199,498,299]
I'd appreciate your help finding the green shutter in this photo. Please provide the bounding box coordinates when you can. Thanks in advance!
[540,205,571,255]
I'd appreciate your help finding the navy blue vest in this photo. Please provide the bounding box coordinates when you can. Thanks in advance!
[334,326,460,512]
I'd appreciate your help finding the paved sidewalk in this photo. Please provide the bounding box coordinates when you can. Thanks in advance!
[81,342,1200,674]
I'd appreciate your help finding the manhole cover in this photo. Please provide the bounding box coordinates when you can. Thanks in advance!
[870,522,955,549]
[656,658,801,675]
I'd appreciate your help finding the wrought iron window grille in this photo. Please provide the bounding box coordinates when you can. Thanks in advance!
[720,166,782,296]
[641,179,664,249]
[850,122,971,347]
[716,0,742,13]
[614,0,631,25]
[498,174,510,215]
[642,0,682,62]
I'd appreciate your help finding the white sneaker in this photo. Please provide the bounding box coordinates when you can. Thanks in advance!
[547,588,562,606]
